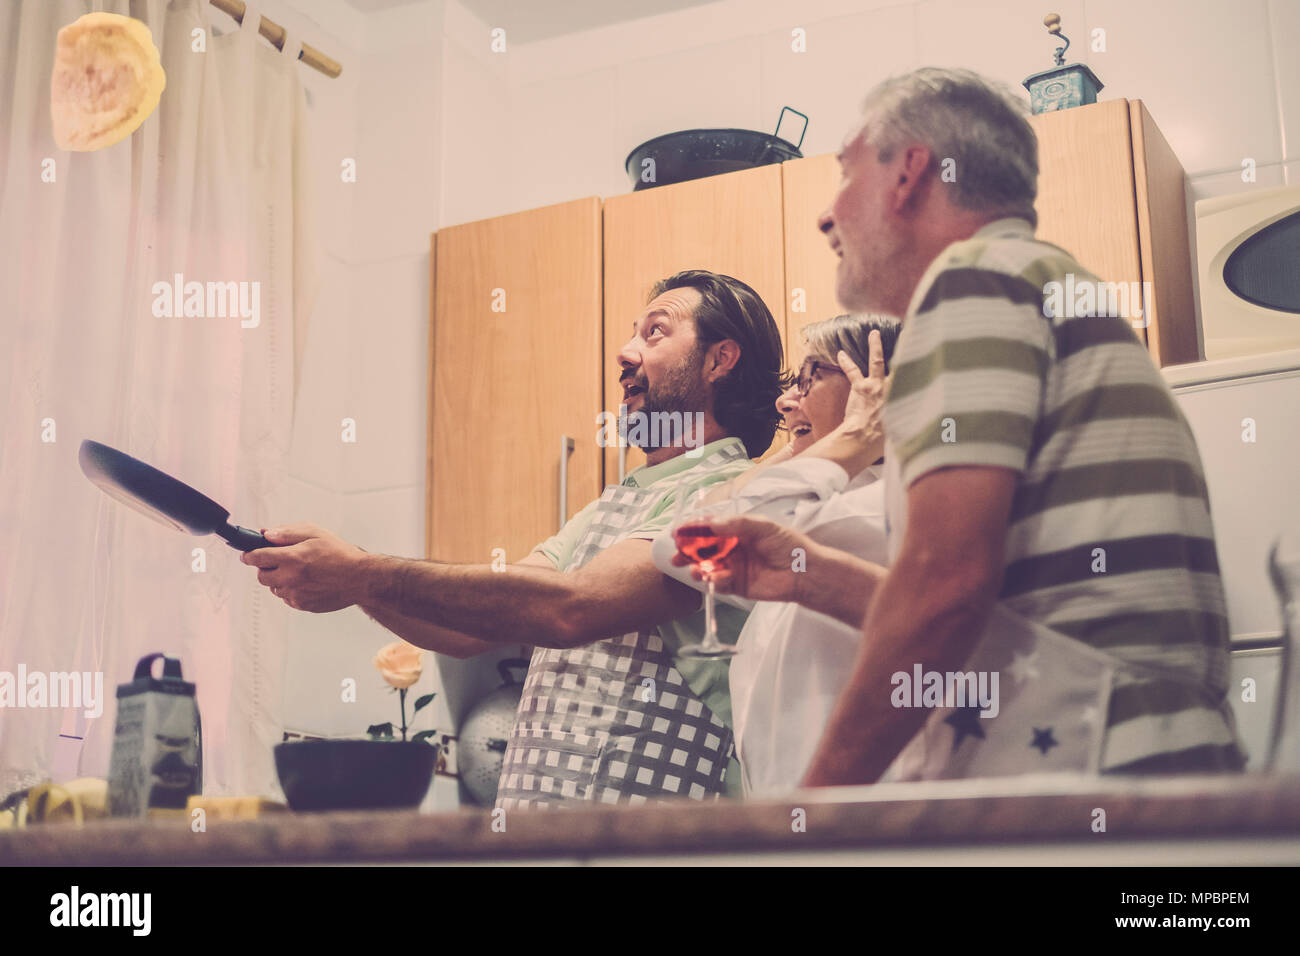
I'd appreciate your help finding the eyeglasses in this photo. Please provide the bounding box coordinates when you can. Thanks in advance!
[796,358,844,396]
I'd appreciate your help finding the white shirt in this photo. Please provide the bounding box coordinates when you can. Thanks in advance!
[651,456,888,797]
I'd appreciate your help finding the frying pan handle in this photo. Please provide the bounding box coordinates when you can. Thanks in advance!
[217,523,270,552]
[775,106,808,150]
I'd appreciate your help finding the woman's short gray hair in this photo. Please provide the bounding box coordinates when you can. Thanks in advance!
[860,67,1039,228]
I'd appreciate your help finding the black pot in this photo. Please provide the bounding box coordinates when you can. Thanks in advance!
[274,739,437,812]
[625,106,808,191]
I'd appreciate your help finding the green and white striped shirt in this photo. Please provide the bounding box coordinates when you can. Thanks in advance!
[883,217,1246,773]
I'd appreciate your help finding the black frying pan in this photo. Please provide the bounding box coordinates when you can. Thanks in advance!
[78,439,269,552]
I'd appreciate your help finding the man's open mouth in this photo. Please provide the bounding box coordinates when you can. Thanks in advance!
[623,383,646,399]
[791,422,812,437]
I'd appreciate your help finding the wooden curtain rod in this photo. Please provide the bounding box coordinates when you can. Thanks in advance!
[210,0,342,78]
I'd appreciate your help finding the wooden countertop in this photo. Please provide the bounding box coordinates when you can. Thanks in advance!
[5,772,1299,865]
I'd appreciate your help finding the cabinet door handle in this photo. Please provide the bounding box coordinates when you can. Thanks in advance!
[559,435,574,531]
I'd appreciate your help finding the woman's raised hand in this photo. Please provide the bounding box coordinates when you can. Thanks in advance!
[835,328,887,458]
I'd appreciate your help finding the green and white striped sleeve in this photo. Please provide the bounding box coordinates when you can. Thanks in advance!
[883,267,1052,490]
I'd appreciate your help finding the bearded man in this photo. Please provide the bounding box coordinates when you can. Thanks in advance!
[242,269,787,807]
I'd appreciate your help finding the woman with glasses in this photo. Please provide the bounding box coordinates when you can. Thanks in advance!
[693,313,901,502]
[652,312,899,797]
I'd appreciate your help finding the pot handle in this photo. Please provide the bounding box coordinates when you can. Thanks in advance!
[775,106,808,149]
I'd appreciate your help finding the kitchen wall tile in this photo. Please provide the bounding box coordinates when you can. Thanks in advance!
[1083,0,1280,177]
[612,36,764,182]
[439,32,514,226]
[336,253,429,493]
[270,473,342,534]
[337,484,426,559]
[914,0,1086,105]
[277,479,353,736]
[283,605,442,740]
[752,0,916,26]
[1227,648,1283,771]
[352,44,442,261]
[758,3,918,162]
[507,1,754,84]
[426,775,459,813]
[435,644,531,728]
[277,472,440,741]
[359,0,444,55]
[288,252,350,488]
[506,0,914,85]
[1270,0,1300,162]
[267,0,364,264]
[443,0,498,65]
[303,73,359,265]
[336,482,457,808]
[279,0,370,48]
[1187,161,1287,206]
[509,67,621,211]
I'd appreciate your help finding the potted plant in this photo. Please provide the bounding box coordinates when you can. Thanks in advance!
[274,641,439,812]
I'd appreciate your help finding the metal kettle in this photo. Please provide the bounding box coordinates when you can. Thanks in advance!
[456,658,529,806]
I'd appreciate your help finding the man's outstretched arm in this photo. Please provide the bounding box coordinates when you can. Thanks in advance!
[358,551,558,658]
[243,525,701,649]
[361,538,702,648]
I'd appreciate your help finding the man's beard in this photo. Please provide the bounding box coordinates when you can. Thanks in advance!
[626,344,710,451]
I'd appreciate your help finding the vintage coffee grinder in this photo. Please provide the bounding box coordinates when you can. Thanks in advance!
[1023,13,1105,114]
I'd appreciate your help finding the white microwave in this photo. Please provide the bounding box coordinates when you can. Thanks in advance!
[1195,184,1300,360]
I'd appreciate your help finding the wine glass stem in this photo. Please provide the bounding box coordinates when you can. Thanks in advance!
[703,574,719,651]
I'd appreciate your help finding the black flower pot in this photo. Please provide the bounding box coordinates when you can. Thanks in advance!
[274,739,437,812]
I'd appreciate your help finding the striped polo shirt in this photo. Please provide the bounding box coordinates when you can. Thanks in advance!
[882,217,1246,773]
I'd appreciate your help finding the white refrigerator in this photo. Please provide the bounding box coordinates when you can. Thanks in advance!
[1164,349,1300,770]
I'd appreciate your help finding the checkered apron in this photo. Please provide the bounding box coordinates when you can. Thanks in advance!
[496,446,747,810]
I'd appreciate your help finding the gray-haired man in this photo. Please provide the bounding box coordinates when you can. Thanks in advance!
[693,67,1247,785]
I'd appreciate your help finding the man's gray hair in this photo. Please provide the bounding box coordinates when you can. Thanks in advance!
[859,67,1039,228]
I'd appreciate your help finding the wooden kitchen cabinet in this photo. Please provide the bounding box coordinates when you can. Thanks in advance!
[427,197,603,563]
[782,154,845,366]
[1032,99,1197,367]
[781,98,1198,367]
[602,164,790,480]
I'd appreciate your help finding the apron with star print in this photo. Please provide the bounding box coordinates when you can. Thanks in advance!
[878,438,1118,779]
[495,444,747,810]
[878,438,1244,778]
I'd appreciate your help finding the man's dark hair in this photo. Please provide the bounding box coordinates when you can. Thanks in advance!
[648,270,787,458]
[802,313,901,375]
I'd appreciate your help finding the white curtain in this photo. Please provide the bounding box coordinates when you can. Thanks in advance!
[0,0,319,800]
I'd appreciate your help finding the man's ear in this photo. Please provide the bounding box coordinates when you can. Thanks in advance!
[707,339,742,381]
[890,144,934,214]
